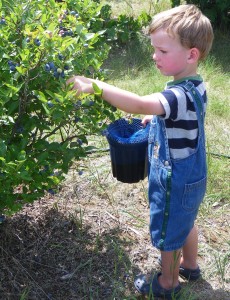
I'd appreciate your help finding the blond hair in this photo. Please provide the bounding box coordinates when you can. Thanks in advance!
[147,5,214,60]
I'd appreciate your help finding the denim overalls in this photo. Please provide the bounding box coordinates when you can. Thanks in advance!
[148,81,207,251]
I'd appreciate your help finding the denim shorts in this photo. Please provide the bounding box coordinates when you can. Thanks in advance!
[148,115,207,251]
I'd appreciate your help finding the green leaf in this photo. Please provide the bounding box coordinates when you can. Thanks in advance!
[42,103,50,115]
[75,24,84,35]
[5,83,22,93]
[19,171,33,181]
[92,83,103,96]
[17,150,26,161]
[85,33,95,41]
[0,139,7,156]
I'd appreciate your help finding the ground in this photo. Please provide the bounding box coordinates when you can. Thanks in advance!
[0,152,229,300]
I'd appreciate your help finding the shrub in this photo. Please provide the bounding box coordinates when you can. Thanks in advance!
[98,4,151,44]
[0,0,120,215]
[185,0,230,30]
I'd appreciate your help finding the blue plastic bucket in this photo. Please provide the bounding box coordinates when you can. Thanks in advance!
[105,118,150,183]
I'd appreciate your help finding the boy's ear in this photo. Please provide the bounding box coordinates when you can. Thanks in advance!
[187,48,200,63]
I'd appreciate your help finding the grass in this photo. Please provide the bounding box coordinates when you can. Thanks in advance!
[102,0,173,17]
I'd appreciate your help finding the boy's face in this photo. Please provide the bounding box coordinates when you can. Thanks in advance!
[150,29,196,80]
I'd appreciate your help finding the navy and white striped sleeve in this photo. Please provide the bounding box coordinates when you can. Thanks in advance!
[156,88,181,120]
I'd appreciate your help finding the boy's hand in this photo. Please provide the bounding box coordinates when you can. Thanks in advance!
[66,76,94,96]
[141,115,153,127]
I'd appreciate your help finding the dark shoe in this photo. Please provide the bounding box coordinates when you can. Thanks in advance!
[179,266,201,281]
[134,272,181,299]
[157,256,201,281]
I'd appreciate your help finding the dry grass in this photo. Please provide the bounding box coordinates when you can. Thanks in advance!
[0,153,229,299]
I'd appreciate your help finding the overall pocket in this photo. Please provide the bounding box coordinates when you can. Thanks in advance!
[182,177,207,212]
[156,165,170,192]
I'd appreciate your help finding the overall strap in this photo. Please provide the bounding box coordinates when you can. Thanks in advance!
[173,81,205,138]
[177,81,204,124]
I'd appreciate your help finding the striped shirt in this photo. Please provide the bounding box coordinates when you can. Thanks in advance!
[156,77,207,159]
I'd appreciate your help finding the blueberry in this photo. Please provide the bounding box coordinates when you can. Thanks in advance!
[10,65,16,71]
[34,38,41,46]
[47,101,54,108]
[0,18,6,25]
[48,189,55,195]
[48,62,55,70]
[53,171,60,176]
[8,60,14,66]
[77,138,83,145]
[83,43,89,48]
[26,37,30,43]
[66,30,73,36]
[73,100,82,109]
[64,65,69,70]
[78,170,83,176]
[74,116,80,122]
[45,63,51,72]
[58,53,64,60]
[53,71,59,78]
[70,10,76,15]
[75,13,79,18]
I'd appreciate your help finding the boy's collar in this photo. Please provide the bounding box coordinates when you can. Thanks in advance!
[166,75,203,87]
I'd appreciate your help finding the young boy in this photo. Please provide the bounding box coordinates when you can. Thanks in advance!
[67,4,214,299]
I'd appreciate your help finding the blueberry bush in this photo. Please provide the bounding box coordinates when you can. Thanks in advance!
[0,0,125,215]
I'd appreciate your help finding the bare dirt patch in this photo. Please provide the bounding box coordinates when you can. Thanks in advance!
[0,153,229,299]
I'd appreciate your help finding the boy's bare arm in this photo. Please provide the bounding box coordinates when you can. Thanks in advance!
[66,76,165,116]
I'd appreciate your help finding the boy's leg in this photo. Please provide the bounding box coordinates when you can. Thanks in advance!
[181,225,199,269]
[159,249,181,289]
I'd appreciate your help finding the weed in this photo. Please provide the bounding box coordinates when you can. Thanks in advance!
[20,288,30,300]
[214,251,230,287]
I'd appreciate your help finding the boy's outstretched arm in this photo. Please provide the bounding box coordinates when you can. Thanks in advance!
[66,76,165,116]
